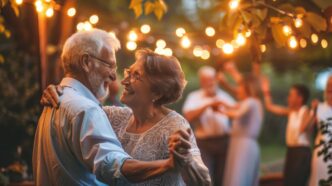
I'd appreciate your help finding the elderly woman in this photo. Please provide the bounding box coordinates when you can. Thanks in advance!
[42,49,211,186]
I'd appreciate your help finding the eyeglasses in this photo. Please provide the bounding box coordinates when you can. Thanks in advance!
[87,53,115,69]
[123,68,142,83]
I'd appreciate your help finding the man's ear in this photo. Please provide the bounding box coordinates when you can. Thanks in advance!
[80,54,90,72]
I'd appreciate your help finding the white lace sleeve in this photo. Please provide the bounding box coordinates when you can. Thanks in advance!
[103,106,132,135]
[165,113,201,156]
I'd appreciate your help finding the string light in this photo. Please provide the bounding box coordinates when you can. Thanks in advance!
[35,0,44,12]
[15,0,23,5]
[229,0,240,10]
[181,36,191,48]
[321,39,328,49]
[205,27,215,37]
[83,21,92,31]
[156,39,166,49]
[89,15,99,25]
[235,33,246,46]
[222,43,234,54]
[201,50,210,60]
[140,24,151,34]
[260,44,266,53]
[163,48,173,56]
[294,18,303,28]
[76,22,84,31]
[216,39,225,48]
[193,46,203,57]
[282,25,292,36]
[126,41,137,51]
[245,30,251,37]
[128,31,138,41]
[311,33,319,44]
[45,8,54,18]
[288,36,298,49]
[175,27,186,37]
[299,39,307,48]
[67,8,76,17]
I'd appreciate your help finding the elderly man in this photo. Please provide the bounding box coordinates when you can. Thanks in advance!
[182,66,235,186]
[33,29,189,186]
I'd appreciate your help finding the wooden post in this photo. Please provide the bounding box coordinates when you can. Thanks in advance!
[37,12,47,91]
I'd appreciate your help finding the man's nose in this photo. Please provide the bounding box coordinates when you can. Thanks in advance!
[110,73,116,81]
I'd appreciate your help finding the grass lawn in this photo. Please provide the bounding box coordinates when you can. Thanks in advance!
[260,143,286,176]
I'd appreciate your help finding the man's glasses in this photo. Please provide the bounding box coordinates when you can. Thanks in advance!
[87,53,115,69]
[123,68,142,83]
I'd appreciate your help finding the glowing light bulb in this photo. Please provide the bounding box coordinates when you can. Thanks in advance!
[216,39,225,48]
[76,22,84,31]
[35,0,43,12]
[201,50,210,60]
[245,30,251,37]
[46,8,54,17]
[156,39,166,49]
[288,36,298,49]
[282,25,292,36]
[83,21,92,31]
[67,7,76,17]
[300,39,307,48]
[235,34,246,46]
[193,46,203,57]
[181,36,191,48]
[126,41,137,51]
[154,48,164,55]
[89,15,99,24]
[140,24,151,34]
[15,0,23,5]
[229,0,240,10]
[163,48,173,56]
[128,31,138,41]
[321,39,328,49]
[311,33,319,44]
[294,18,303,28]
[205,27,215,37]
[222,43,234,54]
[176,27,186,37]
[260,44,266,53]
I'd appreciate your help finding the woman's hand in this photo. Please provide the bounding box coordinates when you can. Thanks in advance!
[261,76,271,96]
[168,129,192,166]
[40,84,63,108]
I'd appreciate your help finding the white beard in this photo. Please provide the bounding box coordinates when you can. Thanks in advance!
[88,70,109,100]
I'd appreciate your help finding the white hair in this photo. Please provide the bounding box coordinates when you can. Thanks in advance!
[198,66,216,77]
[61,29,121,74]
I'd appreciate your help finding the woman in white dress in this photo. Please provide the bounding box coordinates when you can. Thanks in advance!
[303,76,332,186]
[219,74,263,186]
[42,49,211,186]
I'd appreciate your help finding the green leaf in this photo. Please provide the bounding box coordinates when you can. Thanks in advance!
[295,7,306,15]
[270,17,282,24]
[271,23,288,47]
[144,1,154,15]
[4,30,10,38]
[129,0,143,18]
[10,1,19,17]
[227,11,240,29]
[297,21,312,39]
[251,8,268,21]
[305,12,327,32]
[153,0,167,20]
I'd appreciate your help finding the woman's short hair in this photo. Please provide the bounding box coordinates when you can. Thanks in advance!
[135,48,187,106]
[61,29,120,74]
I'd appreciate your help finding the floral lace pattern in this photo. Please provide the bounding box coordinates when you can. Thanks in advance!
[103,106,200,186]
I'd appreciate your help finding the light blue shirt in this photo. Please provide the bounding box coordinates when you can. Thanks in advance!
[33,77,131,186]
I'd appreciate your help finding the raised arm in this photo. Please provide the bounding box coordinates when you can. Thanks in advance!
[261,77,289,116]
[299,99,319,133]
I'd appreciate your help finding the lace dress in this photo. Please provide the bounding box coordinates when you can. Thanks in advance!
[103,106,201,186]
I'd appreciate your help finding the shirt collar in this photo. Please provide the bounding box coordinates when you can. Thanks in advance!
[60,77,101,105]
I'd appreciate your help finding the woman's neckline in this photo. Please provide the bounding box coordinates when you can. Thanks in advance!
[124,110,175,136]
